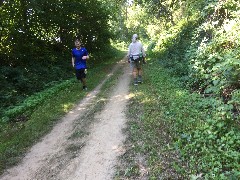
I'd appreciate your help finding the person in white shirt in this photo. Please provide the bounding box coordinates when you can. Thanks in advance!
[127,34,146,85]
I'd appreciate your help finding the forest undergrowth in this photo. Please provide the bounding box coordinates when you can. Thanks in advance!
[116,57,240,179]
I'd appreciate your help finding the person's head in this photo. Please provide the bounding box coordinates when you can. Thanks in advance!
[75,39,81,49]
[132,34,138,43]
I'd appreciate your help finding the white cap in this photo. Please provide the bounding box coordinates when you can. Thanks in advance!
[132,34,138,39]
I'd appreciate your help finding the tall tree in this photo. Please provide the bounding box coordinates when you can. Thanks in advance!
[0,0,115,66]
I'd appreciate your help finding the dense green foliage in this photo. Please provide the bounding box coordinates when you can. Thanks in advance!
[145,0,240,102]
[0,0,112,61]
[117,59,239,179]
[1,0,240,178]
[0,0,121,118]
[123,0,240,178]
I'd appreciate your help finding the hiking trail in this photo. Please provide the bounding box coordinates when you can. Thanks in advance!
[0,58,131,180]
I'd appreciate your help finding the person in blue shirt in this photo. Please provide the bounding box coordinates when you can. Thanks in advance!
[72,39,89,90]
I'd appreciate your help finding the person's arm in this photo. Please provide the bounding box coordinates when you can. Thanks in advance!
[72,56,75,67]
[141,43,146,64]
[128,43,133,57]
[127,44,131,62]
[71,49,75,67]
[82,55,89,60]
[82,48,89,60]
[127,50,130,58]
[141,44,146,57]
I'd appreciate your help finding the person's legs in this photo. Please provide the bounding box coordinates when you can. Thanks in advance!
[81,78,87,90]
[136,59,143,83]
[132,67,138,85]
[130,61,138,85]
[81,69,87,90]
[76,69,81,81]
[137,68,143,83]
[76,69,87,90]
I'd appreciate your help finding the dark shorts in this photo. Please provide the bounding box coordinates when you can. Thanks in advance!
[130,58,143,69]
[75,69,86,80]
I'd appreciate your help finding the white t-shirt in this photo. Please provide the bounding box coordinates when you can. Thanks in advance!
[127,41,145,60]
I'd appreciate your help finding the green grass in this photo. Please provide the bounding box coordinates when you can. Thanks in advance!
[116,61,187,179]
[116,58,240,179]
[0,51,125,175]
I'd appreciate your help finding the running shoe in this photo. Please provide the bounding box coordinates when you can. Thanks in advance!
[134,78,138,86]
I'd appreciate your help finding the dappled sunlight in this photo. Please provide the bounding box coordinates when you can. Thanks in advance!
[113,94,123,98]
[109,94,128,103]
[175,90,186,97]
[132,91,144,97]
[112,145,126,153]
[127,93,135,99]
[141,96,154,104]
[62,103,74,112]
[97,98,107,102]
[77,107,87,111]
[125,94,132,100]
[110,91,138,102]
[107,73,114,77]
[68,89,102,114]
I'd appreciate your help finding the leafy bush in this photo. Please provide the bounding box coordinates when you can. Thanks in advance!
[142,58,240,178]
[1,79,74,122]
[142,1,240,177]
[148,18,200,78]
[187,17,240,96]
[0,59,73,113]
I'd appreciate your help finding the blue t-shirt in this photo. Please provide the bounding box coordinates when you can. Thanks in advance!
[72,47,88,69]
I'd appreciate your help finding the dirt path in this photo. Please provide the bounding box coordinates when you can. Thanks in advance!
[1,58,131,180]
